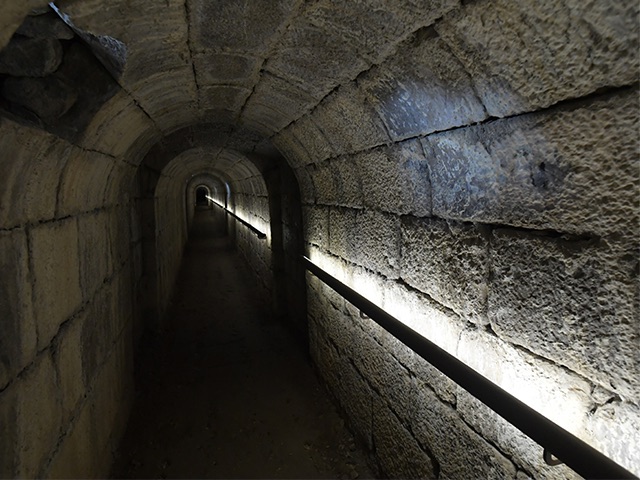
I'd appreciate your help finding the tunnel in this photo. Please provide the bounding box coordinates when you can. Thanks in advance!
[0,0,638,478]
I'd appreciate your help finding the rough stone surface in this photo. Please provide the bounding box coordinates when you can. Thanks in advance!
[412,382,517,479]
[53,316,85,424]
[373,395,437,479]
[422,89,640,236]
[361,29,487,141]
[0,230,36,389]
[15,354,62,478]
[357,139,431,216]
[0,36,63,76]
[401,217,489,324]
[436,0,640,117]
[489,229,640,400]
[16,12,74,39]
[30,218,82,350]
[2,76,78,119]
[78,212,113,299]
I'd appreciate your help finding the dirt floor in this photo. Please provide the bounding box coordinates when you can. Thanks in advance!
[111,207,376,479]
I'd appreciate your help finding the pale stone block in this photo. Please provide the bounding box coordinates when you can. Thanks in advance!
[401,217,489,324]
[489,229,640,400]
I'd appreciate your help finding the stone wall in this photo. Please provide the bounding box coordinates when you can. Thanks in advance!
[273,0,640,477]
[0,117,138,477]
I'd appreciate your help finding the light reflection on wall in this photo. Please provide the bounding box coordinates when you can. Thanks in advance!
[206,195,270,241]
[306,246,637,475]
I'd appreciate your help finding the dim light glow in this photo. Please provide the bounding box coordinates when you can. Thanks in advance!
[304,249,637,475]
[206,195,269,239]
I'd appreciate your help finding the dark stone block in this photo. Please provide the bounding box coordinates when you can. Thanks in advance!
[0,37,63,77]
[2,76,77,120]
[16,12,74,40]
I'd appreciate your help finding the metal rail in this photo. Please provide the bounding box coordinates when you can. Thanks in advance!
[208,198,267,239]
[302,255,636,480]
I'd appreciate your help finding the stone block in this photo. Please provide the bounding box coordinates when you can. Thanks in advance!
[350,314,416,425]
[373,395,437,479]
[46,401,97,479]
[328,207,358,261]
[57,148,115,216]
[3,76,77,120]
[422,89,639,237]
[302,205,329,248]
[360,30,486,141]
[352,210,400,279]
[199,85,252,113]
[30,218,82,349]
[303,0,458,64]
[287,115,335,163]
[266,21,369,100]
[273,133,312,169]
[401,217,489,324]
[0,230,36,389]
[0,36,62,76]
[78,211,112,300]
[81,286,115,386]
[0,383,18,476]
[489,229,640,399]
[15,354,63,478]
[190,0,296,53]
[412,382,517,479]
[311,84,390,156]
[15,12,74,39]
[586,401,640,476]
[358,139,431,216]
[436,0,639,116]
[193,52,260,87]
[457,388,584,480]
[53,316,85,424]
[108,207,132,269]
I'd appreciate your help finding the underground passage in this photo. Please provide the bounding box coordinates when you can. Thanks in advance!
[0,1,638,479]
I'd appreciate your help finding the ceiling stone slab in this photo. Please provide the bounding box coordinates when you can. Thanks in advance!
[193,52,261,88]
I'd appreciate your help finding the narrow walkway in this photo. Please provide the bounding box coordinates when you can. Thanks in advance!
[111,208,375,479]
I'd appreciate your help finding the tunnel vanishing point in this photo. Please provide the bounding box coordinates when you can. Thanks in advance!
[0,0,638,478]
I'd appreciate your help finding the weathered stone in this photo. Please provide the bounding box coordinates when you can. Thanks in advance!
[16,12,74,39]
[352,210,401,279]
[401,217,489,324]
[2,76,77,119]
[30,218,82,350]
[311,84,390,155]
[0,230,36,389]
[436,0,640,116]
[46,401,97,479]
[303,205,329,248]
[373,395,437,479]
[286,115,335,163]
[422,88,640,237]
[357,139,431,217]
[15,354,62,478]
[587,401,640,476]
[0,0,51,49]
[304,0,458,64]
[193,52,260,87]
[78,211,113,299]
[413,381,517,479]
[0,37,63,76]
[361,29,487,141]
[199,85,251,112]
[328,207,358,261]
[489,229,640,399]
[53,317,85,424]
[190,0,296,53]
[0,379,18,477]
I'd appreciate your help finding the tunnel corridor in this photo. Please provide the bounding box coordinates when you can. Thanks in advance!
[111,207,373,478]
[0,1,638,479]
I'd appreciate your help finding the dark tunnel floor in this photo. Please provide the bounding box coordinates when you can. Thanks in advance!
[111,208,376,479]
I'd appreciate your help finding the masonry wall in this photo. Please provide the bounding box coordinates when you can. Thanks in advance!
[273,1,640,477]
[0,118,138,478]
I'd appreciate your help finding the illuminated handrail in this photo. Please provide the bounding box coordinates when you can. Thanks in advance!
[302,255,636,480]
[207,197,267,239]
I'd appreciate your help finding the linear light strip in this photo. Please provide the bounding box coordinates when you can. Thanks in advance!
[206,196,267,239]
[302,255,636,480]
